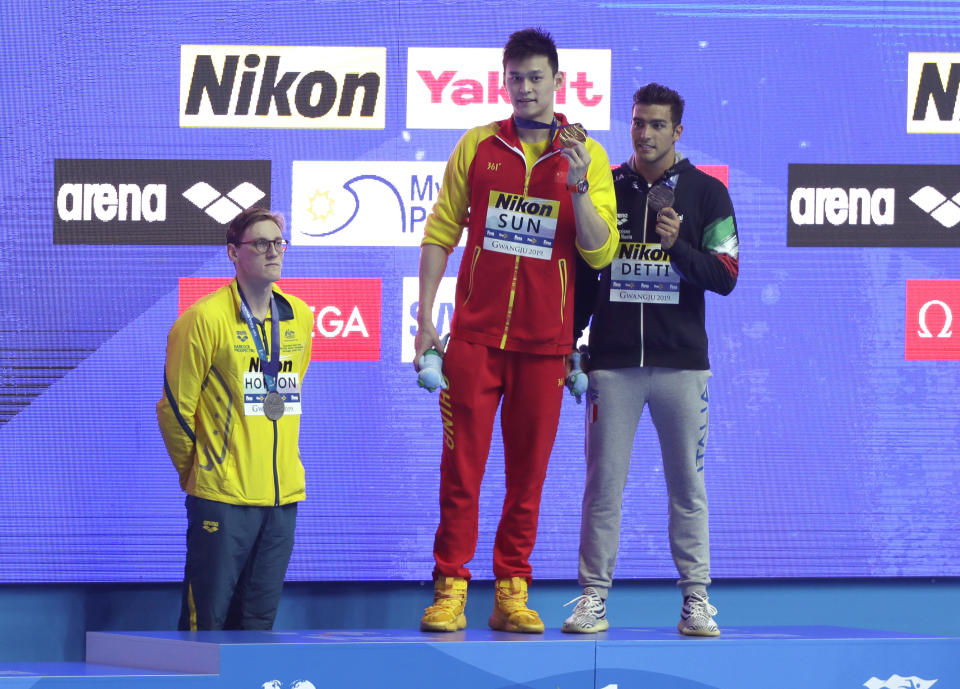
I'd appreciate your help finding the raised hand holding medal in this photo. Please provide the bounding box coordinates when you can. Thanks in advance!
[647,182,675,212]
[557,123,590,191]
[557,122,587,148]
[650,182,681,250]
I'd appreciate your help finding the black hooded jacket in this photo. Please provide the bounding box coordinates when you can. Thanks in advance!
[575,156,739,371]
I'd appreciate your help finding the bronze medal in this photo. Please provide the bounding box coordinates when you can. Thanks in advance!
[263,391,285,421]
[647,183,675,211]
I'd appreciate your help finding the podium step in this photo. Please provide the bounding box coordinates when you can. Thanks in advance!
[82,626,959,689]
[0,662,215,688]
[595,627,957,689]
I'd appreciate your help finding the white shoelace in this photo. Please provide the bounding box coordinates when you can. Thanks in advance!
[563,588,605,616]
[684,593,718,621]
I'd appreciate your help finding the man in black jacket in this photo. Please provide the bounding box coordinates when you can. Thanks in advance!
[562,83,739,636]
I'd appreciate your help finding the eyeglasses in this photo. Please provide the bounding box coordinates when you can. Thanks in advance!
[237,238,288,254]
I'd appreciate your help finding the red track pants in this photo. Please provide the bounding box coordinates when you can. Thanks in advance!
[432,338,566,582]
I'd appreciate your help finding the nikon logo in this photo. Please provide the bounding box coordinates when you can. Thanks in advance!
[248,358,294,373]
[908,53,960,133]
[180,45,386,129]
[789,187,894,226]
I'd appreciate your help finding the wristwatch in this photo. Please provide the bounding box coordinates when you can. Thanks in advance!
[566,178,589,195]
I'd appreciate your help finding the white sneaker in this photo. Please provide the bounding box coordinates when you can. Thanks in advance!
[561,586,609,633]
[677,590,720,636]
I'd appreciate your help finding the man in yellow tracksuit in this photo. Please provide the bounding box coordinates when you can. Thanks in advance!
[157,206,313,630]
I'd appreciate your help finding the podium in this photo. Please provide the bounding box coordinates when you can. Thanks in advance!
[0,626,955,688]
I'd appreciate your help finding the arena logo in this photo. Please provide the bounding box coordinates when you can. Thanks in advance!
[179,278,381,361]
[406,47,611,130]
[54,159,271,245]
[290,161,452,247]
[787,164,960,247]
[905,280,960,361]
[183,181,266,224]
[907,52,960,133]
[57,182,167,223]
[181,45,386,129]
[790,187,895,226]
[909,185,960,228]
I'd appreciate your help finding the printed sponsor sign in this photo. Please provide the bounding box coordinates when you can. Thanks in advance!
[905,280,960,361]
[908,52,960,134]
[179,277,382,361]
[291,161,452,246]
[787,164,960,247]
[401,276,456,363]
[181,45,386,128]
[54,159,270,245]
[406,47,610,130]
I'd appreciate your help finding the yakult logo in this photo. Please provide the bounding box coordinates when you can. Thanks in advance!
[181,45,386,129]
[406,47,611,130]
[905,280,960,360]
[179,278,381,361]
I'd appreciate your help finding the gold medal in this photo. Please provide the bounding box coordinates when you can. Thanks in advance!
[557,123,587,148]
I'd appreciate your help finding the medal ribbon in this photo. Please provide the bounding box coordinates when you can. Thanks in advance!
[514,116,587,150]
[513,115,559,142]
[237,287,280,394]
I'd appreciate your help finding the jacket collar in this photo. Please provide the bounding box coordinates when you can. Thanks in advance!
[498,111,572,151]
[230,278,295,322]
[622,151,693,187]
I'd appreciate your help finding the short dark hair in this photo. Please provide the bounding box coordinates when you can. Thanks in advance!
[225,206,284,246]
[503,28,559,75]
[633,83,685,126]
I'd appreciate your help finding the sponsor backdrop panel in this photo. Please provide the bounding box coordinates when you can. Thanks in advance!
[1,1,959,582]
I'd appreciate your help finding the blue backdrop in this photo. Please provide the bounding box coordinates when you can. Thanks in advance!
[1,0,958,582]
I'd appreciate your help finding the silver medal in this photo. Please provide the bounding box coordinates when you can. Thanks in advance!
[263,391,285,421]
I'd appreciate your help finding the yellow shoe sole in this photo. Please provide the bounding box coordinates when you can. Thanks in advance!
[420,613,466,632]
[488,611,544,633]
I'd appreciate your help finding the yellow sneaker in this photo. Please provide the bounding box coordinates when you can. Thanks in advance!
[420,576,468,632]
[488,577,545,633]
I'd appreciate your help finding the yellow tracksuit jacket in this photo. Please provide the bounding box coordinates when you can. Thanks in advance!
[157,280,313,506]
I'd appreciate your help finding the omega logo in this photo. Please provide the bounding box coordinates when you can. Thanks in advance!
[917,299,953,338]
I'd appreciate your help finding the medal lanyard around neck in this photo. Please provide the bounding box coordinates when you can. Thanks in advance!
[237,287,280,393]
[513,115,558,142]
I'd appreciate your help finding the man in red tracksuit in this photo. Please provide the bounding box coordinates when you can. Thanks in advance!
[413,27,618,633]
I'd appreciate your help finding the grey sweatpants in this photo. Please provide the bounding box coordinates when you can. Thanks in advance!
[577,366,712,598]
